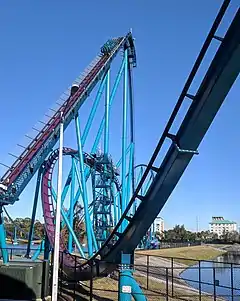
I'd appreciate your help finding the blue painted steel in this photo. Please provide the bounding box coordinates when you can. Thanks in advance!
[60,207,85,257]
[75,115,94,256]
[116,144,131,168]
[32,240,44,260]
[0,209,8,263]
[89,10,240,268]
[82,75,108,145]
[91,57,126,154]
[118,253,146,301]
[61,169,72,205]
[92,153,116,245]
[130,278,147,301]
[126,144,133,206]
[104,69,110,157]
[26,167,42,257]
[68,157,75,253]
[112,183,118,226]
[51,185,85,257]
[118,253,132,301]
[73,159,98,252]
[121,50,128,231]
[101,39,120,55]
[128,59,136,198]
[68,57,126,219]
[44,236,50,260]
[117,193,121,227]
[1,36,129,205]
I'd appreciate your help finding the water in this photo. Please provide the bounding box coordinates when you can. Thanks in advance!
[181,253,240,300]
[2,243,39,258]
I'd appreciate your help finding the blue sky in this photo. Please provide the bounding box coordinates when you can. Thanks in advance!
[0,1,240,231]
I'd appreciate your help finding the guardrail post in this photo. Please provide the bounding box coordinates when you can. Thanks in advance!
[171,257,174,297]
[147,255,149,290]
[60,252,63,296]
[74,255,77,298]
[213,266,216,301]
[166,267,169,301]
[231,263,234,301]
[90,263,93,301]
[198,260,201,301]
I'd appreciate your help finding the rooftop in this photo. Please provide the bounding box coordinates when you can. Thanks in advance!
[210,220,237,225]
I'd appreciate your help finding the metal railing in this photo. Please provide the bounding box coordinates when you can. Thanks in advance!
[1,247,239,300]
[0,246,44,260]
[56,251,240,300]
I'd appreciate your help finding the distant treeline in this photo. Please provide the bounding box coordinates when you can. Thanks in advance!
[157,225,240,244]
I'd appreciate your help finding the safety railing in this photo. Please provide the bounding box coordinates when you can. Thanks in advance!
[57,251,240,300]
[0,246,44,260]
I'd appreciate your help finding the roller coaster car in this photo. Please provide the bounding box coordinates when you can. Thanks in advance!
[0,183,7,192]
[70,84,79,96]
[101,39,117,55]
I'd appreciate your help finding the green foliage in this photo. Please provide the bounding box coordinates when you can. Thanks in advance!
[4,216,44,240]
[161,224,236,243]
[220,230,240,243]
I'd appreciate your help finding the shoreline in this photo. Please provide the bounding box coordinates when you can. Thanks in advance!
[134,245,229,299]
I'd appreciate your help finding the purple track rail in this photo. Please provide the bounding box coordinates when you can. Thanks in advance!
[1,38,125,187]
[41,147,83,270]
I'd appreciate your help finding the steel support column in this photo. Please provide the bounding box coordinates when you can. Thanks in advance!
[0,206,8,263]
[118,253,146,301]
[121,49,128,231]
[26,167,43,258]
[75,114,93,256]
[68,156,75,253]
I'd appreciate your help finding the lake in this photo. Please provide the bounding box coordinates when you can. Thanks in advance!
[181,252,240,300]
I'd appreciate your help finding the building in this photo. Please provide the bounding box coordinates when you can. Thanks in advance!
[209,216,237,237]
[152,216,164,234]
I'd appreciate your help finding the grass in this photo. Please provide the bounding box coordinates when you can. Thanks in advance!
[60,273,223,301]
[59,245,227,300]
[135,245,226,266]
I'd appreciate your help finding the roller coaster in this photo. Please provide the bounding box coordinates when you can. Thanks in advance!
[0,0,239,299]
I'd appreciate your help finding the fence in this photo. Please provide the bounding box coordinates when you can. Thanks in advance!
[0,246,43,260]
[158,241,201,249]
[1,247,240,300]
[56,252,240,301]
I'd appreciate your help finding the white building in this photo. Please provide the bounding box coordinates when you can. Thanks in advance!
[209,216,237,237]
[152,216,164,234]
